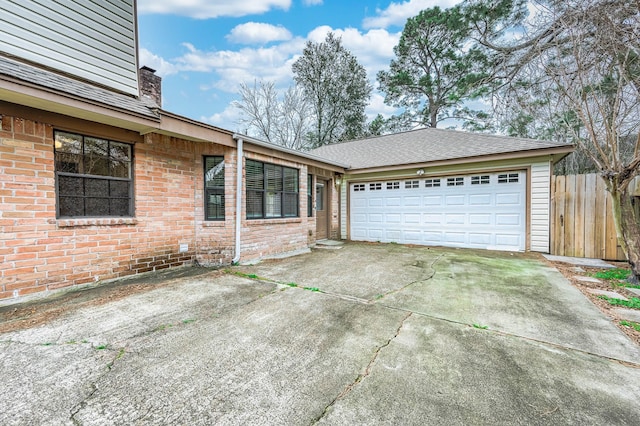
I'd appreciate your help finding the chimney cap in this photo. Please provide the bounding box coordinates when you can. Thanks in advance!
[140,65,157,73]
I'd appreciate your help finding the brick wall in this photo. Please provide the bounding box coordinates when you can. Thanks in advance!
[0,118,208,300]
[236,151,315,262]
[0,115,56,299]
[0,111,340,302]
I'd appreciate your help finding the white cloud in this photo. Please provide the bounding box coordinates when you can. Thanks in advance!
[302,0,323,5]
[137,0,291,19]
[366,92,400,120]
[140,23,403,130]
[163,38,307,94]
[139,48,179,77]
[201,104,244,131]
[362,0,459,29]
[227,22,293,44]
[306,26,400,81]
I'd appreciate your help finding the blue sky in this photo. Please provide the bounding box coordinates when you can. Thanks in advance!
[136,0,459,132]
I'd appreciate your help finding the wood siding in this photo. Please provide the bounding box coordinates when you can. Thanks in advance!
[529,161,552,252]
[0,0,138,95]
[551,174,640,260]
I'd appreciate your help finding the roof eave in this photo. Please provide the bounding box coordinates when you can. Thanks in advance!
[144,110,235,146]
[233,133,349,171]
[0,77,160,132]
[345,145,575,174]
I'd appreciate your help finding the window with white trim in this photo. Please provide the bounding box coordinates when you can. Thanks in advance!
[353,184,365,192]
[447,177,464,186]
[370,183,382,191]
[307,174,313,217]
[425,178,441,188]
[498,173,519,183]
[471,175,490,185]
[246,159,299,219]
[386,181,400,190]
[54,130,133,218]
[204,156,225,220]
[405,180,420,189]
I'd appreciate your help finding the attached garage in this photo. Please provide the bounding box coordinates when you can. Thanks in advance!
[350,171,526,251]
[311,128,574,253]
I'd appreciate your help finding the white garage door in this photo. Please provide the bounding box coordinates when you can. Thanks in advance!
[350,171,526,251]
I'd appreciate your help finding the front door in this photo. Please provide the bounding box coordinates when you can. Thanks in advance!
[316,179,328,240]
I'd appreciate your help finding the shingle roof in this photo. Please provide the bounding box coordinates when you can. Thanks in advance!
[0,55,159,119]
[310,127,573,170]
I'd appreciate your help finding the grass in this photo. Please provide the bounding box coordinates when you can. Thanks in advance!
[303,287,320,292]
[592,268,640,289]
[620,320,640,332]
[593,268,631,281]
[472,323,489,330]
[598,296,640,310]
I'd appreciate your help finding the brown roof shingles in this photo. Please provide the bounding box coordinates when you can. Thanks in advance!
[310,127,573,170]
[0,55,159,119]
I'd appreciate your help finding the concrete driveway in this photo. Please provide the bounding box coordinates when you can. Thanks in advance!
[1,243,639,425]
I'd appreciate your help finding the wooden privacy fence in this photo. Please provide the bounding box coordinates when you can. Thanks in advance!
[550,173,639,260]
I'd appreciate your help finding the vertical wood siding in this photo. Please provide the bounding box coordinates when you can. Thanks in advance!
[0,0,138,95]
[530,161,552,252]
[551,174,639,260]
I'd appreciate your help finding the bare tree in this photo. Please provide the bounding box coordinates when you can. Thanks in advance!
[475,0,640,280]
[234,80,313,150]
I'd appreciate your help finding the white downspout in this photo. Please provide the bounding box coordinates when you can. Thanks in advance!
[232,138,243,264]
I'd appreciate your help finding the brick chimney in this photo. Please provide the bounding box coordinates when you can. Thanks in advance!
[139,66,162,107]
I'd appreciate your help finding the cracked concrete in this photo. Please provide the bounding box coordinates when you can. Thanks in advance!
[1,243,640,425]
[314,312,413,424]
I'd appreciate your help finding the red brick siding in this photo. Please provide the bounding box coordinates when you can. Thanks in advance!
[238,152,314,260]
[0,113,339,302]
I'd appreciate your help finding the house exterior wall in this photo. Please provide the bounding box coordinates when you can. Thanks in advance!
[340,182,348,239]
[0,109,335,302]
[0,1,139,95]
[529,161,553,252]
[340,156,555,253]
[240,151,311,260]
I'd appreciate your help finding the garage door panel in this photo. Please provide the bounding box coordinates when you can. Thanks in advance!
[352,213,367,223]
[495,234,521,247]
[444,232,466,243]
[424,195,443,206]
[404,213,421,224]
[423,213,443,224]
[470,214,491,225]
[496,214,521,225]
[445,195,465,205]
[403,230,422,241]
[367,229,383,239]
[368,198,384,207]
[469,233,492,245]
[403,196,421,206]
[469,194,492,205]
[350,171,526,251]
[445,214,465,224]
[496,193,521,205]
[351,228,368,239]
[386,213,401,223]
[424,232,443,243]
[369,213,383,222]
[385,229,402,240]
[352,198,367,208]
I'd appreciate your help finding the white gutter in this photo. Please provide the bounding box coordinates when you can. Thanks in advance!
[232,133,350,169]
[232,138,243,264]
